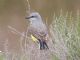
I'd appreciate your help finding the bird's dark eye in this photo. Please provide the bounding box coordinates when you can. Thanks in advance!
[25,16,37,19]
[31,16,37,18]
[31,16,36,18]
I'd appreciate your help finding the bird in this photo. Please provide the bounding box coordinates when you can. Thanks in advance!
[25,12,49,50]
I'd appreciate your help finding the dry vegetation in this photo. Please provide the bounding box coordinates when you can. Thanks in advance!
[0,11,80,60]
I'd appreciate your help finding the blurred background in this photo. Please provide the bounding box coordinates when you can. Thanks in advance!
[0,0,80,53]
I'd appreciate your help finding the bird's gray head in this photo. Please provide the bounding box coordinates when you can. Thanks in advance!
[25,12,42,22]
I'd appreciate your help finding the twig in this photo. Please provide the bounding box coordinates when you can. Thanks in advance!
[25,0,31,14]
[24,0,31,55]
[8,26,30,39]
[27,0,30,12]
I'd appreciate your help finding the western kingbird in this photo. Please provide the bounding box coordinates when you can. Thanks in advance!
[26,12,49,50]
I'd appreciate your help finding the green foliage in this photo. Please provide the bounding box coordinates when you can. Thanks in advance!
[52,54,59,60]
[0,53,4,60]
[50,10,80,60]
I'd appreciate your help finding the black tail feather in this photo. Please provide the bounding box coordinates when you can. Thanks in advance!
[43,41,49,49]
[38,39,49,50]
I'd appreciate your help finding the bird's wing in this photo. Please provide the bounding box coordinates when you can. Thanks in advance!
[29,26,48,40]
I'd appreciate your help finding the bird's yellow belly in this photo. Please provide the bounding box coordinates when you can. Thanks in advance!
[31,34,38,42]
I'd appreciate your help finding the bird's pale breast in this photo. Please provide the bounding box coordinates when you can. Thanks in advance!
[29,22,48,40]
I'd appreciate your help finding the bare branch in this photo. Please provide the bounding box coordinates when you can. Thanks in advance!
[8,26,30,39]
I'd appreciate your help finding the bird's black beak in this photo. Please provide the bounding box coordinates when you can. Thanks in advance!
[25,16,31,19]
[25,16,35,19]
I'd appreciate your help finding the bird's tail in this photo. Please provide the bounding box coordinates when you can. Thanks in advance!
[38,39,49,50]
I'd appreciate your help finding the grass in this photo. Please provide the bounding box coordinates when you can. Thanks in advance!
[50,10,80,60]
[2,10,80,60]
[0,52,4,60]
